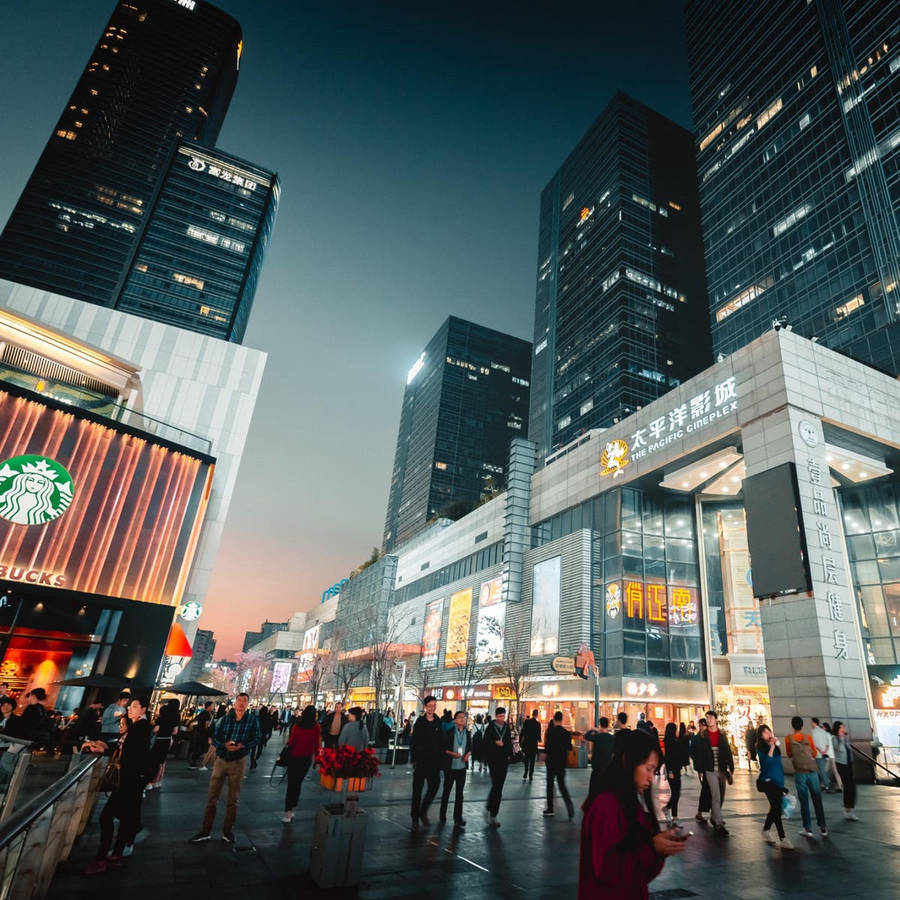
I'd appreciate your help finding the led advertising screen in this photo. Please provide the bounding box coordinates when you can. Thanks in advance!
[0,386,213,608]
[421,598,444,667]
[270,661,293,694]
[476,576,505,663]
[743,462,812,598]
[445,588,472,668]
[531,556,561,656]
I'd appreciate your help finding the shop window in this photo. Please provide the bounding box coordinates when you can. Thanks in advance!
[868,637,895,664]
[624,656,648,675]
[864,482,900,530]
[647,659,670,678]
[667,562,699,586]
[665,500,693,538]
[622,489,642,532]
[847,534,877,560]
[853,559,881,584]
[666,538,696,563]
[859,585,890,637]
[879,557,900,582]
[642,494,665,535]
[841,492,871,534]
[886,584,900,635]
[875,530,900,556]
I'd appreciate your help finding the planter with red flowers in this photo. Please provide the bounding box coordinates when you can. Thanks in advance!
[315,745,380,792]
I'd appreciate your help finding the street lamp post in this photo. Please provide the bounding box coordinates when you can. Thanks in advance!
[391,660,406,768]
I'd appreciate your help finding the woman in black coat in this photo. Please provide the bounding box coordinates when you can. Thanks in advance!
[84,697,152,874]
[147,698,180,790]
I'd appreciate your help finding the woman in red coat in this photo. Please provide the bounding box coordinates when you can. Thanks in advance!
[579,729,687,899]
[282,705,320,823]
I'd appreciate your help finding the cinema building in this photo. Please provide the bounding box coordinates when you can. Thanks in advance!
[362,329,896,761]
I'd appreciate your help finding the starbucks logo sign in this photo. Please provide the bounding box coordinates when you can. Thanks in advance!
[0,455,74,525]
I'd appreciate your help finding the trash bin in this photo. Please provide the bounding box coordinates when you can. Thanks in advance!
[309,802,368,888]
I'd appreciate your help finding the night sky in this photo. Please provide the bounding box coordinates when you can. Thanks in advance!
[0,0,694,657]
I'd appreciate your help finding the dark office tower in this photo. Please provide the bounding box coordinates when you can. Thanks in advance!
[383,317,531,552]
[686,0,900,373]
[117,143,279,341]
[0,0,242,311]
[529,92,711,461]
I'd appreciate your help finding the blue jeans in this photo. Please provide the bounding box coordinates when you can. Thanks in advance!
[815,756,832,790]
[794,771,826,830]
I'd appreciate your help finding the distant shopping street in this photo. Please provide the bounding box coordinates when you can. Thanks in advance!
[46,741,900,900]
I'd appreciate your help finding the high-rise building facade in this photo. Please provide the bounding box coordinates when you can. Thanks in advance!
[529,92,711,462]
[117,143,280,341]
[383,316,531,552]
[686,0,900,373]
[0,0,244,320]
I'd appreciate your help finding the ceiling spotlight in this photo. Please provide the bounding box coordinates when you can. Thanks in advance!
[859,471,867,478]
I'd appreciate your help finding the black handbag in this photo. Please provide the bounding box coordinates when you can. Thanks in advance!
[276,745,291,767]
[100,745,122,792]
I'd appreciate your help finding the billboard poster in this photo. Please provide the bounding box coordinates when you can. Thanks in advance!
[270,661,292,694]
[422,598,444,667]
[0,386,212,607]
[530,556,561,656]
[476,577,505,664]
[445,588,472,668]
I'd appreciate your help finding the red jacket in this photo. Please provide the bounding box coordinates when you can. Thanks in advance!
[287,723,320,758]
[578,792,664,900]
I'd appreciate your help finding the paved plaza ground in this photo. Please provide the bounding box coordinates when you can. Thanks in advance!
[48,739,900,899]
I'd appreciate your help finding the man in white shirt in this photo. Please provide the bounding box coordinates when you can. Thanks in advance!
[810,717,834,792]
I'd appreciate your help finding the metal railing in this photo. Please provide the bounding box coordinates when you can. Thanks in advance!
[854,743,900,784]
[0,753,100,900]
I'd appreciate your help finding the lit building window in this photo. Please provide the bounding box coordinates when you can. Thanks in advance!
[135,263,148,273]
[580,398,594,415]
[756,97,783,131]
[434,461,448,470]
[835,293,864,319]
[556,415,571,431]
[715,277,773,322]
[173,272,205,290]
[772,203,813,237]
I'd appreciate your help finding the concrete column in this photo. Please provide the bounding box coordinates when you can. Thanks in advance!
[741,405,872,741]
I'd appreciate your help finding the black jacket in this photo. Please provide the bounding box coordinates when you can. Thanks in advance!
[442,726,472,770]
[694,729,735,774]
[585,730,614,772]
[519,716,541,753]
[410,714,444,766]
[119,717,152,786]
[482,721,514,765]
[544,723,572,770]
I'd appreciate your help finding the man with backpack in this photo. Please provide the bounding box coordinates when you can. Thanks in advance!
[786,716,828,839]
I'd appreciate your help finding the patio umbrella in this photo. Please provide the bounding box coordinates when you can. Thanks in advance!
[160,681,227,697]
[55,674,149,690]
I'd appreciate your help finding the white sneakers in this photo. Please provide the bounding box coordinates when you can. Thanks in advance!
[844,811,860,821]
[779,836,794,850]
[799,828,814,837]
[762,828,776,844]
[282,811,293,823]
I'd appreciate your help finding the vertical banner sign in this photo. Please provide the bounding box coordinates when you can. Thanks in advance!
[445,588,473,668]
[476,577,505,663]
[270,661,292,693]
[531,556,561,656]
[421,598,444,667]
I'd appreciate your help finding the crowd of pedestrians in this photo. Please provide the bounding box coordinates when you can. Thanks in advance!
[44,683,864,894]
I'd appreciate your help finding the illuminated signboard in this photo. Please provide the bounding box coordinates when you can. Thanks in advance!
[0,386,212,606]
[602,376,738,477]
[270,661,292,694]
[445,588,472,668]
[531,556,561,656]
[0,455,74,525]
[475,577,505,664]
[180,147,264,192]
[421,598,443,667]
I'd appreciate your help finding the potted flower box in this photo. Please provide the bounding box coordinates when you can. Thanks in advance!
[315,745,380,791]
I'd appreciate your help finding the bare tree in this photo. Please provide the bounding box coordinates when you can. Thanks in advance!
[331,656,367,702]
[449,654,487,711]
[492,642,533,724]
[234,650,268,699]
[297,649,333,705]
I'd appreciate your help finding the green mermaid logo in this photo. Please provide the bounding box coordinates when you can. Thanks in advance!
[0,455,74,525]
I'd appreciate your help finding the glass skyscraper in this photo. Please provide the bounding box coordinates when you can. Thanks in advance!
[117,143,279,342]
[528,92,711,462]
[686,0,900,373]
[0,0,243,320]
[383,316,531,552]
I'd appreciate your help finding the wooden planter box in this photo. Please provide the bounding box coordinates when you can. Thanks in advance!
[320,774,369,792]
